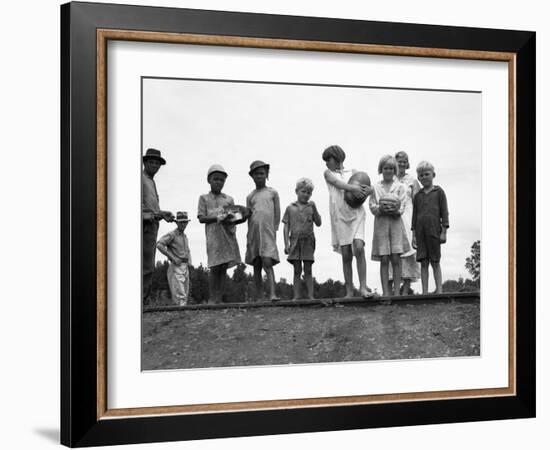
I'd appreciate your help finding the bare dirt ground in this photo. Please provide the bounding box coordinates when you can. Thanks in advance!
[142,302,479,370]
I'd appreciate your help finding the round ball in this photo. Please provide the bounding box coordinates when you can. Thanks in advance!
[344,171,371,208]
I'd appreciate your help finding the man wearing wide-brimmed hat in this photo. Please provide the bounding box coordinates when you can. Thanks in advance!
[142,148,174,304]
[157,212,192,306]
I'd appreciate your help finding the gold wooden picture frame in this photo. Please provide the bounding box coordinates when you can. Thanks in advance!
[61,2,535,447]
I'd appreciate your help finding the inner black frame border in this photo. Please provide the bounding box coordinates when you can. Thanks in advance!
[61,2,535,447]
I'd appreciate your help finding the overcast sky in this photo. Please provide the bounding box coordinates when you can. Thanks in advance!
[143,78,481,293]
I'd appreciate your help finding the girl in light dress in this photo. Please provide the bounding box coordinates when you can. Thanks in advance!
[369,155,410,297]
[322,145,374,298]
[245,160,281,302]
[390,151,421,294]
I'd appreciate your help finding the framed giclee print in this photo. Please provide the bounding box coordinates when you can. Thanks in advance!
[60,1,536,447]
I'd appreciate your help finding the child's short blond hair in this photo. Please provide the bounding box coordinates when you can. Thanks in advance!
[295,177,314,192]
[416,160,435,174]
[378,155,398,174]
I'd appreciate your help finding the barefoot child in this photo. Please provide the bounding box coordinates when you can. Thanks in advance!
[282,178,322,299]
[388,150,421,295]
[369,155,410,297]
[245,160,281,302]
[322,145,374,298]
[411,161,449,294]
[156,211,192,306]
[197,165,243,304]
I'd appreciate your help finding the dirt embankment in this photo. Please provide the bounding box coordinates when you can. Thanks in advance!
[142,302,480,370]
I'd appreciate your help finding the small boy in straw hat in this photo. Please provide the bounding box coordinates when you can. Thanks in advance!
[156,211,192,306]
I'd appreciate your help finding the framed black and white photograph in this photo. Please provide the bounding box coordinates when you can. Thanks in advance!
[61,1,535,447]
[140,74,483,371]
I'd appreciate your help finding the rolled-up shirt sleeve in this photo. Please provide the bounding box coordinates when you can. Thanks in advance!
[411,195,418,231]
[197,195,207,219]
[282,205,290,224]
[439,189,450,228]
[273,190,281,231]
[157,231,174,247]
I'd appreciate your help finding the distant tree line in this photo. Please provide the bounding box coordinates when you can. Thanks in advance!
[148,240,481,305]
[441,277,479,293]
[149,261,357,305]
[442,240,481,293]
[465,240,480,282]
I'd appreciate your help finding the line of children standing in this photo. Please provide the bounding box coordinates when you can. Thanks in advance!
[155,147,449,304]
[368,153,449,295]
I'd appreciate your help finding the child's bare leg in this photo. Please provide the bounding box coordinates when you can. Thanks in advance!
[431,261,442,293]
[353,239,368,295]
[253,259,263,301]
[262,257,277,301]
[214,266,226,303]
[341,245,354,297]
[208,267,218,304]
[292,260,302,299]
[420,260,430,294]
[391,254,402,296]
[303,261,314,299]
[402,279,411,296]
[380,255,390,296]
[214,267,222,303]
